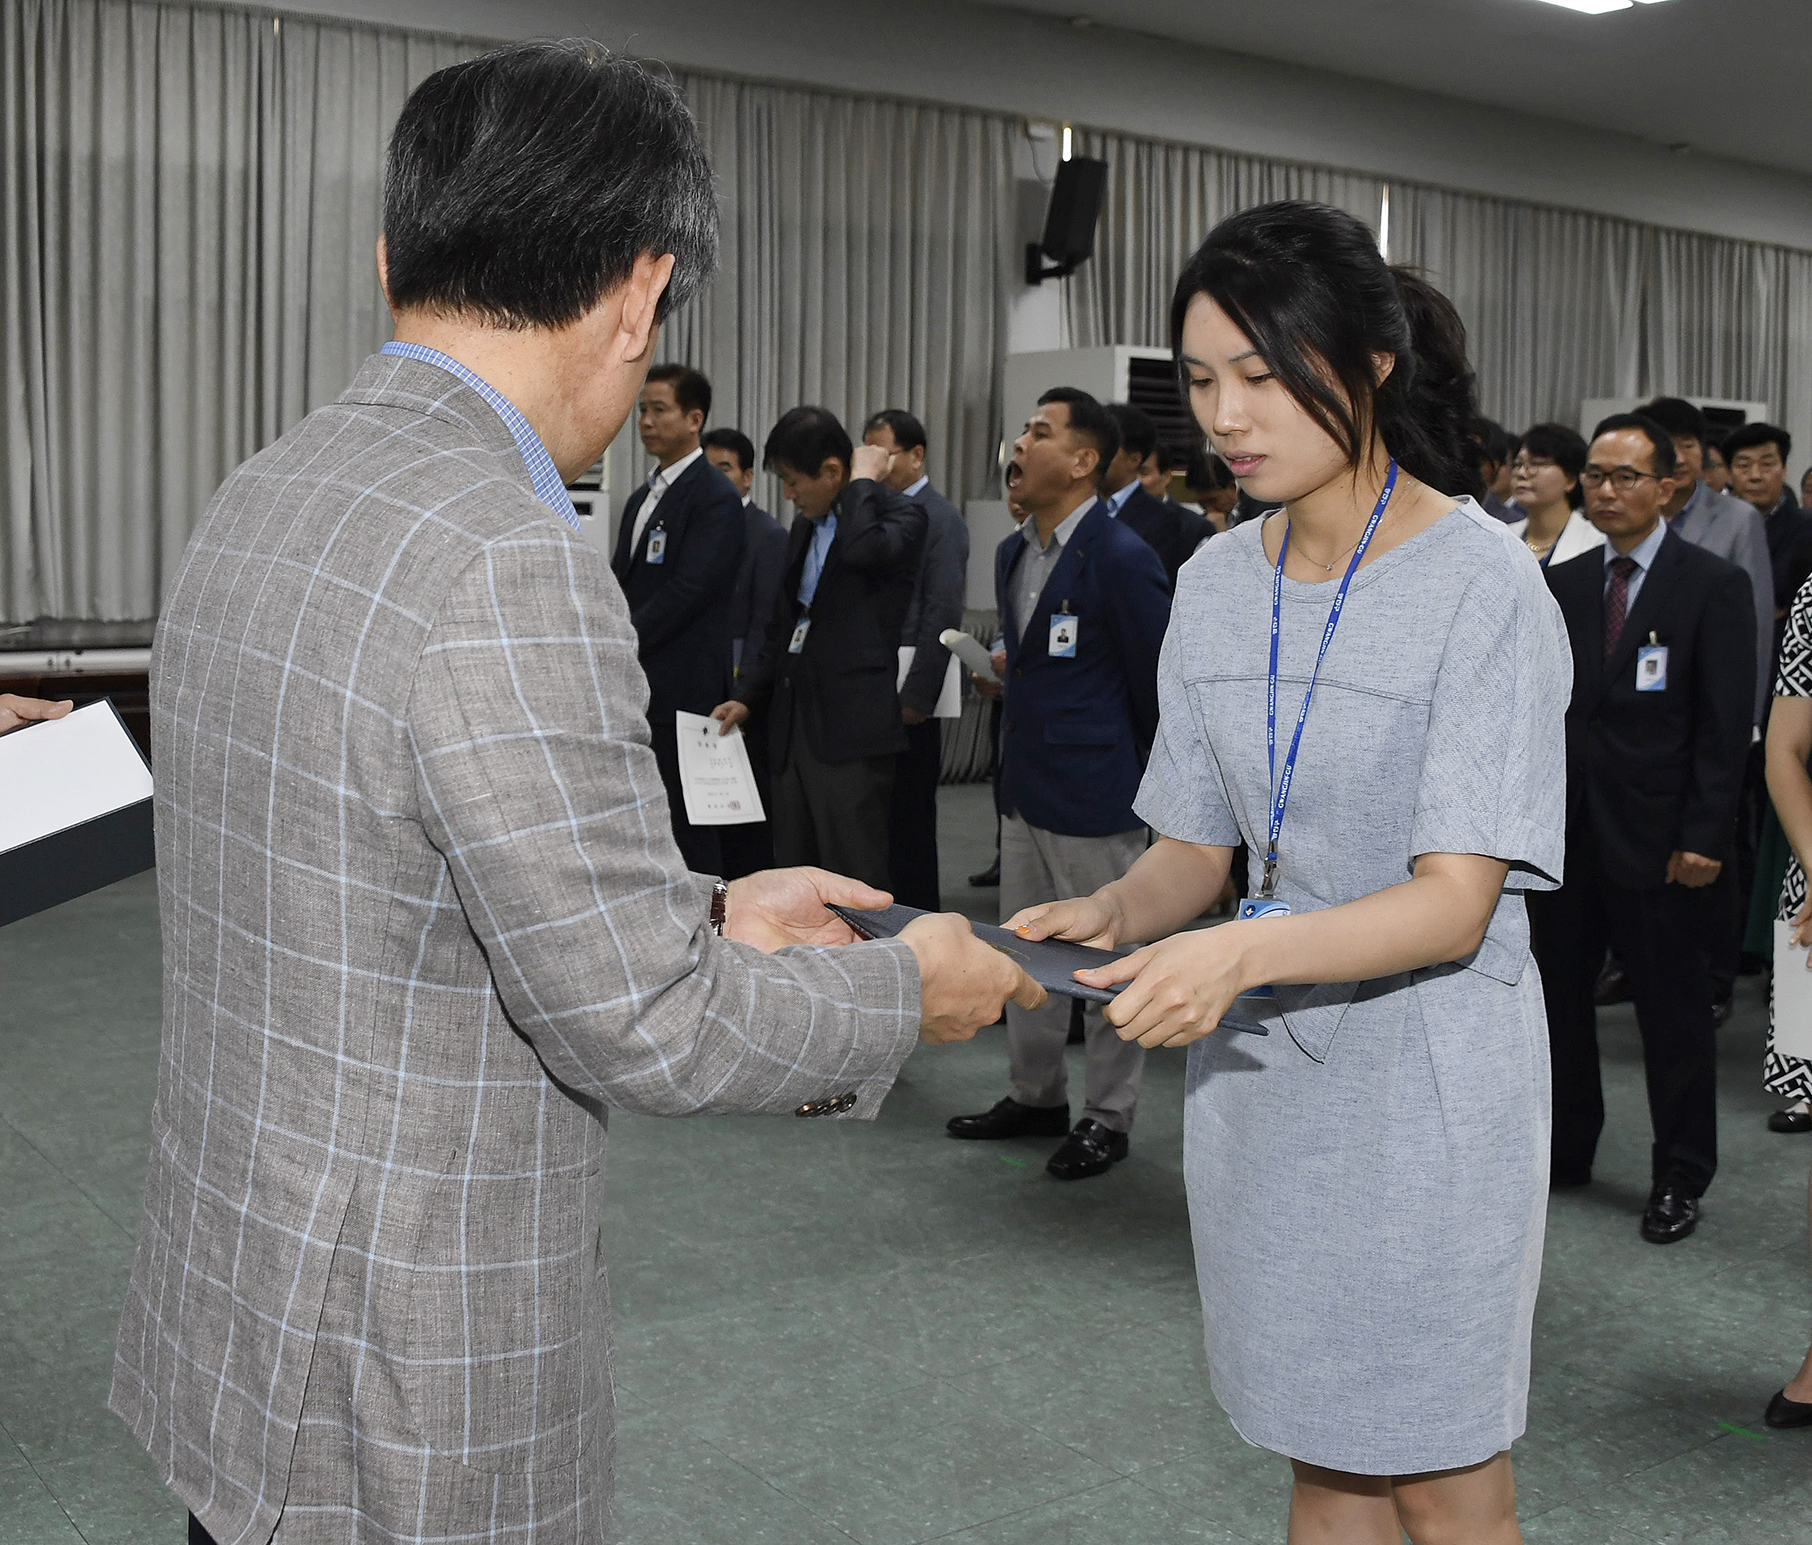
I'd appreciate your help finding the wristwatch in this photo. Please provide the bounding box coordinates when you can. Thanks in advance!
[709,879,729,937]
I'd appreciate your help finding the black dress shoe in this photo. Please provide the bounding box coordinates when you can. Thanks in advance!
[1769,1106,1812,1134]
[968,859,1000,887]
[1764,1389,1812,1428]
[1045,1118,1128,1180]
[1639,1183,1699,1244]
[1594,960,1632,1005]
[946,1096,1070,1140]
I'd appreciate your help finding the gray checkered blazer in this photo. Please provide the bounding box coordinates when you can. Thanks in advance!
[110,354,922,1545]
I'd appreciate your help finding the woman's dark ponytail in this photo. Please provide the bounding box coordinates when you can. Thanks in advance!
[1379,267,1481,499]
[1169,201,1482,500]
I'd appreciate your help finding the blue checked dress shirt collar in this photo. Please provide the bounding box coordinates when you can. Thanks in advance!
[1106,479,1138,515]
[797,513,838,606]
[380,341,580,531]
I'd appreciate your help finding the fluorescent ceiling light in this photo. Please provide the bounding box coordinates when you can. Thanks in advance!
[1527,0,1676,11]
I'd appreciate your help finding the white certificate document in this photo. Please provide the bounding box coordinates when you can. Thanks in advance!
[0,700,154,854]
[1774,920,1812,1062]
[674,711,765,826]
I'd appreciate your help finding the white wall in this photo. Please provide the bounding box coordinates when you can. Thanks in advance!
[220,0,1812,250]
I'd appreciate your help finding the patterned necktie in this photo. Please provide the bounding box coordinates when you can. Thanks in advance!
[1604,555,1638,660]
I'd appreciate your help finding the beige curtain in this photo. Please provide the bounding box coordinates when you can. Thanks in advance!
[1062,127,1385,351]
[8,0,1812,621]
[1,0,477,621]
[664,75,1018,523]
[1061,131,1812,463]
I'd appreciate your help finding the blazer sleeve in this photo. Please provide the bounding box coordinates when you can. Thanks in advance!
[733,525,806,712]
[836,480,928,577]
[747,518,790,653]
[1680,561,1759,861]
[901,504,970,715]
[1105,533,1173,750]
[409,527,921,1118]
[626,476,745,652]
[1732,506,1775,724]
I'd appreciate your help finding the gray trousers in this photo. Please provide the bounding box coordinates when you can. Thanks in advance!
[770,704,896,892]
[1001,814,1148,1133]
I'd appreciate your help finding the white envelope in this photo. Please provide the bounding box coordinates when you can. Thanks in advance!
[0,700,153,854]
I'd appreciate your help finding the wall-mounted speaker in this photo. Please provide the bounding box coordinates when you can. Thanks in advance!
[1026,156,1108,285]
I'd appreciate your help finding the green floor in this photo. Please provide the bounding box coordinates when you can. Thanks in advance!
[2,784,1809,1544]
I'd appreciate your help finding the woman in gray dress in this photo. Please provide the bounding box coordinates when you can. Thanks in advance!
[1011,203,1569,1542]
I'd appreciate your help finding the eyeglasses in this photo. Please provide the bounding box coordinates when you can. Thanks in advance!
[1580,466,1661,492]
[1510,456,1558,475]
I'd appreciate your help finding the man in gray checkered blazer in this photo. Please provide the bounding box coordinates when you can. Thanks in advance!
[110,43,1040,1545]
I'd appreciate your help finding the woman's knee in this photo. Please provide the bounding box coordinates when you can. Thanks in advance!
[1392,1454,1518,1544]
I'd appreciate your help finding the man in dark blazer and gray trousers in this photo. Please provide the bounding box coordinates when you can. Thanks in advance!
[948,388,1171,1181]
[1529,414,1755,1247]
[714,407,927,891]
[612,362,745,872]
[865,408,971,910]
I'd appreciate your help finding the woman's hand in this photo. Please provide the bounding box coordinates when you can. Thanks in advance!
[1073,925,1253,1049]
[1004,893,1125,950]
[1792,897,1812,960]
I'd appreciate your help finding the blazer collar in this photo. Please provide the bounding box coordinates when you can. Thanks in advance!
[339,352,523,467]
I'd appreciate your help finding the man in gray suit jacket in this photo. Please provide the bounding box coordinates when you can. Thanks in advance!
[864,409,971,910]
[111,43,1039,1545]
[1643,398,1773,724]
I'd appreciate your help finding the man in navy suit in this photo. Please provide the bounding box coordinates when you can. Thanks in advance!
[703,426,789,879]
[947,388,1171,1180]
[1101,402,1207,587]
[611,364,744,872]
[1529,414,1755,1245]
[864,408,972,911]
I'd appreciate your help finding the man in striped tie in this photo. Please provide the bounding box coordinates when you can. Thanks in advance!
[1528,412,1756,1245]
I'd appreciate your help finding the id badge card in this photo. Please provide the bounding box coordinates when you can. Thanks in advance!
[788,618,812,655]
[1636,645,1668,692]
[645,528,667,565]
[1235,896,1292,998]
[1049,613,1078,658]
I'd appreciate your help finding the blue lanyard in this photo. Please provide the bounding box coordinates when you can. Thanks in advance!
[1262,461,1399,898]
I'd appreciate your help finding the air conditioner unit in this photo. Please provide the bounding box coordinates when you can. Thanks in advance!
[1002,347,1194,471]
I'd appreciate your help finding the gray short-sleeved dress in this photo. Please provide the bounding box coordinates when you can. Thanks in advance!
[1137,500,1571,1476]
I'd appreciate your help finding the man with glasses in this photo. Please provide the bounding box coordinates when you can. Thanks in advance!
[1529,413,1755,1245]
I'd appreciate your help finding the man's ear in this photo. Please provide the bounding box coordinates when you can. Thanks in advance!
[375,235,392,312]
[618,252,677,365]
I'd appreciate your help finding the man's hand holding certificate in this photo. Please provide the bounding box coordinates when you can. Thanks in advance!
[674,709,764,825]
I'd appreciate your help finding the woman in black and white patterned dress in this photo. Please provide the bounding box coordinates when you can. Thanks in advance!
[1767,578,1812,1130]
[1762,578,1812,1428]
